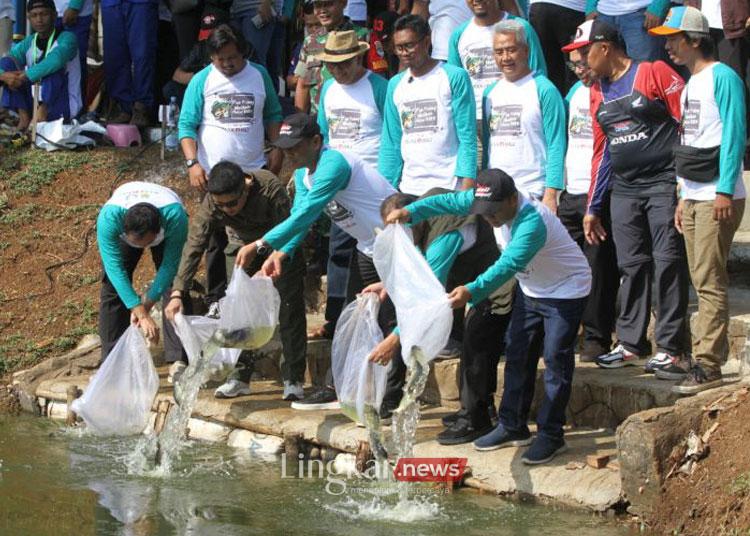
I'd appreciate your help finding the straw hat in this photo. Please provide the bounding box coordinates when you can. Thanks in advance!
[315,30,370,63]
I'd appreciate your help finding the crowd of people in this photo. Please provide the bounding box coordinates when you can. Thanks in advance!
[8,0,748,466]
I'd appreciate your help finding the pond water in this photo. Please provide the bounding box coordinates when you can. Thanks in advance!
[0,416,631,536]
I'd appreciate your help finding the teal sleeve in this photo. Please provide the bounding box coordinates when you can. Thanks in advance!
[516,0,529,17]
[537,76,567,190]
[178,66,210,140]
[407,189,474,224]
[0,37,31,74]
[424,230,464,286]
[565,80,583,106]
[368,72,388,118]
[146,204,189,303]
[447,22,468,67]
[646,0,670,18]
[465,205,546,304]
[25,32,77,82]
[713,63,746,195]
[481,83,497,170]
[512,16,547,76]
[585,0,598,15]
[251,61,283,124]
[263,150,352,253]
[378,74,405,188]
[96,206,141,309]
[445,65,478,180]
[68,0,84,10]
[278,170,313,256]
[317,79,332,145]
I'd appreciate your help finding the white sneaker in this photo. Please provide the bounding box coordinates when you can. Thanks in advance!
[595,344,643,369]
[214,379,251,399]
[168,361,187,384]
[283,381,304,401]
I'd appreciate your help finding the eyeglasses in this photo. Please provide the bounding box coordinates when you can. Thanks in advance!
[395,37,424,54]
[213,188,246,209]
[566,60,589,72]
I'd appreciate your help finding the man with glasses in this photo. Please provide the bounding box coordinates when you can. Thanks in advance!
[165,161,308,401]
[481,19,566,213]
[563,20,690,372]
[379,14,477,196]
[556,38,619,361]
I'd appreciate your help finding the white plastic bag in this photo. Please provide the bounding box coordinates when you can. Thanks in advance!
[373,224,452,366]
[215,271,280,350]
[71,326,159,436]
[332,293,389,423]
[172,313,242,377]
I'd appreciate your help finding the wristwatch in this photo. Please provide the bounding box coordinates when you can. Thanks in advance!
[185,158,199,169]
[255,239,270,256]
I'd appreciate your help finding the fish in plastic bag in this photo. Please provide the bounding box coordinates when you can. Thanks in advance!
[214,271,280,350]
[373,224,452,366]
[171,313,241,381]
[71,326,159,436]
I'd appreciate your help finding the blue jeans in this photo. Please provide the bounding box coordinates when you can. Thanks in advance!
[234,9,275,67]
[498,288,586,441]
[598,9,666,62]
[0,56,71,120]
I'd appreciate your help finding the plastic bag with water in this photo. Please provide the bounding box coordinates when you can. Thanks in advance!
[215,271,280,350]
[71,326,159,436]
[332,294,390,424]
[372,224,452,366]
[172,313,242,380]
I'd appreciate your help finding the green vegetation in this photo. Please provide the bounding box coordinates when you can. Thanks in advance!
[730,472,750,496]
[0,325,97,376]
[1,149,93,195]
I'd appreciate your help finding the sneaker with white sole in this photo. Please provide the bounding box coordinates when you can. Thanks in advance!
[595,344,644,369]
[654,354,691,381]
[214,378,251,399]
[290,387,340,410]
[168,361,187,384]
[644,352,673,373]
[283,381,304,401]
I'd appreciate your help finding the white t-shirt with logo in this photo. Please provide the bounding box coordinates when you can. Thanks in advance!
[483,73,548,198]
[565,81,593,196]
[196,62,270,172]
[678,62,746,201]
[429,0,473,61]
[318,71,387,169]
[451,19,503,117]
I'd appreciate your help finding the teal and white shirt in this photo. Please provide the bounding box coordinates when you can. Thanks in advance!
[429,0,473,61]
[407,189,591,303]
[447,13,548,117]
[482,72,566,198]
[54,0,93,17]
[317,70,388,169]
[263,148,397,257]
[564,80,593,196]
[678,62,746,202]
[0,30,81,117]
[97,182,189,310]
[178,61,283,173]
[379,62,477,196]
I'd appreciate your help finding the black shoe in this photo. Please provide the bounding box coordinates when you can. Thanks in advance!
[290,387,340,410]
[379,405,395,425]
[654,354,691,381]
[437,419,493,446]
[672,364,723,395]
[441,409,467,427]
[580,341,609,363]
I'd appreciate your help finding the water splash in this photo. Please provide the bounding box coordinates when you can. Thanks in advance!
[325,495,446,523]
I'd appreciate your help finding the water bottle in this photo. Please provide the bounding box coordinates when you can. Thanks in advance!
[165,96,179,151]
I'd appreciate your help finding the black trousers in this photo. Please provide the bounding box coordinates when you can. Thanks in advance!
[557,192,619,351]
[344,250,400,409]
[171,7,203,61]
[460,300,511,427]
[529,2,585,95]
[205,226,229,304]
[98,240,185,363]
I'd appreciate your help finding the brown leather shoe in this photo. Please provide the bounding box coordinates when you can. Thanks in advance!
[129,102,151,128]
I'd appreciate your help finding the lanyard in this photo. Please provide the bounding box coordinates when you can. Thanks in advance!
[32,29,56,66]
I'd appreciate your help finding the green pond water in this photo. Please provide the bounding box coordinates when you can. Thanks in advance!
[0,416,631,536]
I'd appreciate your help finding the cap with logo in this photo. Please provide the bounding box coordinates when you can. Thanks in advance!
[469,169,518,216]
[273,113,322,149]
[198,7,230,41]
[648,6,709,36]
[561,19,624,53]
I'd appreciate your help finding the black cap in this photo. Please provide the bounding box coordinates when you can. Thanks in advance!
[273,113,321,149]
[562,19,624,52]
[469,169,518,216]
[27,0,55,11]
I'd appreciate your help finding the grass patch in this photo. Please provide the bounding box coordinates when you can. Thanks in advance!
[0,204,36,225]
[0,325,97,376]
[2,150,93,195]
[731,473,750,496]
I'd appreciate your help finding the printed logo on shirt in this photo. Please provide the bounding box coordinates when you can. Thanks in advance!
[464,47,500,80]
[401,99,439,134]
[210,93,257,125]
[488,105,523,136]
[569,107,592,139]
[683,99,701,136]
[329,109,362,140]
[325,200,355,226]
[665,75,684,95]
